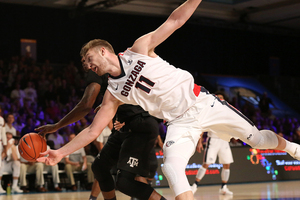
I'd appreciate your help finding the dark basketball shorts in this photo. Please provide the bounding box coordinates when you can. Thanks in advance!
[100,115,159,177]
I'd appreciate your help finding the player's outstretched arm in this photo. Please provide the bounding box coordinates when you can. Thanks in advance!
[35,83,101,136]
[131,0,202,56]
[37,90,121,166]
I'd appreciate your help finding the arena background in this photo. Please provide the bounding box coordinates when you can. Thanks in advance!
[1,1,300,189]
[0,3,299,78]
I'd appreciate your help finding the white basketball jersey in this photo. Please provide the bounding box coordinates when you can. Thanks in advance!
[207,131,220,139]
[107,49,197,122]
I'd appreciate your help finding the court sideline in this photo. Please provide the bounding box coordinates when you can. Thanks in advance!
[1,180,300,200]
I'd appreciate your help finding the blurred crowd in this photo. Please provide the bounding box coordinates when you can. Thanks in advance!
[1,54,300,193]
[0,55,100,149]
[0,56,300,147]
[0,54,300,148]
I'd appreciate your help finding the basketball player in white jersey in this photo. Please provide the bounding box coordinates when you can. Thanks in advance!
[37,0,300,199]
[191,92,233,196]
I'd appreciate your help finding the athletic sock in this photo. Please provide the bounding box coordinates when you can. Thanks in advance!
[195,181,199,185]
[89,195,97,200]
[13,179,18,187]
[221,183,226,189]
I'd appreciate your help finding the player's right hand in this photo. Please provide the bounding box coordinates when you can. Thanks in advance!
[35,124,58,138]
[37,149,62,166]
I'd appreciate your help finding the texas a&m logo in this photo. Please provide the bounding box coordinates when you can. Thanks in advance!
[127,157,139,167]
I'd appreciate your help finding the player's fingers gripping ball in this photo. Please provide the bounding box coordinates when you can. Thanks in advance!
[18,132,47,162]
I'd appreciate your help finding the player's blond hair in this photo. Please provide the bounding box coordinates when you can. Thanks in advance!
[80,39,115,57]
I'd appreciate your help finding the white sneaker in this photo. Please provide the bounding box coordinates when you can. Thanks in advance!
[219,185,233,195]
[0,187,6,194]
[12,186,23,193]
[191,183,198,194]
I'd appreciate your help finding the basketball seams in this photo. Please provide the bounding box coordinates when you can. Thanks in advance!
[40,135,46,155]
[19,141,35,161]
[29,133,37,159]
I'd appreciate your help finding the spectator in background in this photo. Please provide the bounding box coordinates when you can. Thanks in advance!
[74,117,89,134]
[19,156,47,192]
[57,79,70,106]
[44,84,57,107]
[36,105,45,121]
[20,116,35,137]
[47,131,65,150]
[259,92,277,118]
[37,74,50,97]
[45,100,60,121]
[24,81,37,104]
[0,132,23,193]
[10,83,25,107]
[43,144,62,192]
[64,61,79,86]
[69,87,80,106]
[60,125,74,145]
[13,116,25,137]
[0,95,11,115]
[7,57,18,88]
[64,133,94,191]
[5,113,17,137]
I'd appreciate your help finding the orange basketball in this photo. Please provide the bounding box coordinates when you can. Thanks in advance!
[18,133,47,162]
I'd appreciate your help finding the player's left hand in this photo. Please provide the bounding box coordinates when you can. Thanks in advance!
[36,149,63,166]
[196,142,204,153]
[114,121,125,131]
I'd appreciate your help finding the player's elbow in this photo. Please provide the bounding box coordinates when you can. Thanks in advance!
[87,127,100,141]
[78,101,93,112]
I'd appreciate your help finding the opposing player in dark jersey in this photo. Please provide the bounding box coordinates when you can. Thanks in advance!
[94,104,163,200]
[36,70,166,200]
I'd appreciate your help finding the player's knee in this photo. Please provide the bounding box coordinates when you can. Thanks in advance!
[92,154,115,192]
[161,163,177,186]
[91,158,99,175]
[252,130,278,149]
[162,159,192,196]
[116,170,153,199]
[92,155,109,178]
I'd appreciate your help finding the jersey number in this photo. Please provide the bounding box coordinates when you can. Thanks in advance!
[135,75,155,94]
